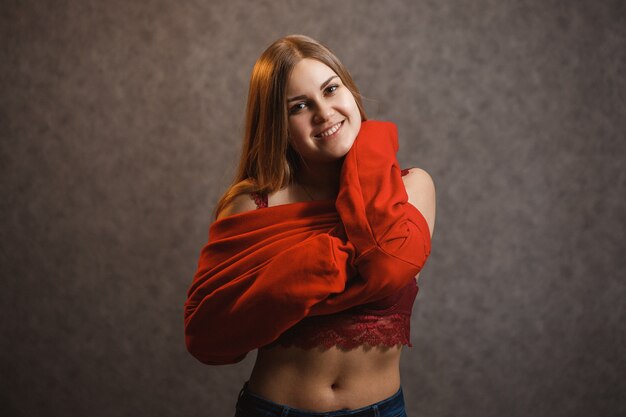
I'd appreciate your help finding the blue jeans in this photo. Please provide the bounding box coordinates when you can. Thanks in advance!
[234,381,408,417]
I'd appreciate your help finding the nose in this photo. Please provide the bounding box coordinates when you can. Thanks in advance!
[313,100,334,124]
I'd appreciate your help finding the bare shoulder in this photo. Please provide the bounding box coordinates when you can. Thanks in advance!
[401,167,436,236]
[402,167,435,195]
[216,192,258,220]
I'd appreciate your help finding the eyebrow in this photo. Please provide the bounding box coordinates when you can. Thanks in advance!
[287,75,339,103]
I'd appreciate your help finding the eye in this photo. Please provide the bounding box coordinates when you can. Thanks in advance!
[289,102,307,114]
[325,84,339,95]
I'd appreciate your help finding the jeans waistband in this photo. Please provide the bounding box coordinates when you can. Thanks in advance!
[236,381,405,417]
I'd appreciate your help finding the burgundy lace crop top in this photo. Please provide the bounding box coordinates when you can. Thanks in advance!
[251,168,418,350]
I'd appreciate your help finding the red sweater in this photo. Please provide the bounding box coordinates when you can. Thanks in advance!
[184,120,432,365]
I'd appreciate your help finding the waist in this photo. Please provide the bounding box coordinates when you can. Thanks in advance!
[247,344,403,411]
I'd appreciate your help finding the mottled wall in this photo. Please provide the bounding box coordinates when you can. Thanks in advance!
[1,0,624,416]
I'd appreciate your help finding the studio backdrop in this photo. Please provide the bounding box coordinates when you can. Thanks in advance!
[1,1,624,416]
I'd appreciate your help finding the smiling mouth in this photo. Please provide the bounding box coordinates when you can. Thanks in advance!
[315,121,344,139]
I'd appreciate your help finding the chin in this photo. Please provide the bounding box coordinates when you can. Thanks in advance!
[325,140,354,162]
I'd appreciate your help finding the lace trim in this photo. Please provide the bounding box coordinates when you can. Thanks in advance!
[263,313,412,350]
[250,191,268,209]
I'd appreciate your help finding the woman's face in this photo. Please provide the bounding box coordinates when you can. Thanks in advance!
[286,58,362,164]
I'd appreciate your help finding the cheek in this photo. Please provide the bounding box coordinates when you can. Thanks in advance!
[337,94,360,123]
[288,117,306,136]
[287,118,310,150]
[340,93,361,119]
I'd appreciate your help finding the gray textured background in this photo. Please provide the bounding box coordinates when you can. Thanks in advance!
[1,1,625,416]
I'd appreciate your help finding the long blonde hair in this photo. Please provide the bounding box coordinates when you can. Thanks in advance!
[213,34,367,220]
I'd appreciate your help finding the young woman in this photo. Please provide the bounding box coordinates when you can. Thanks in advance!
[184,34,436,416]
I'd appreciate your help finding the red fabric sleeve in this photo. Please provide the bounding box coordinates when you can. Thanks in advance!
[185,231,355,365]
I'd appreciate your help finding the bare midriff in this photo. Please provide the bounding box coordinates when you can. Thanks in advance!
[246,343,403,412]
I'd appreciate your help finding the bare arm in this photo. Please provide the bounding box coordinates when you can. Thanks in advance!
[403,167,436,238]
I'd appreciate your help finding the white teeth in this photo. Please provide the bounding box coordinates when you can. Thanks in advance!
[318,122,342,137]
